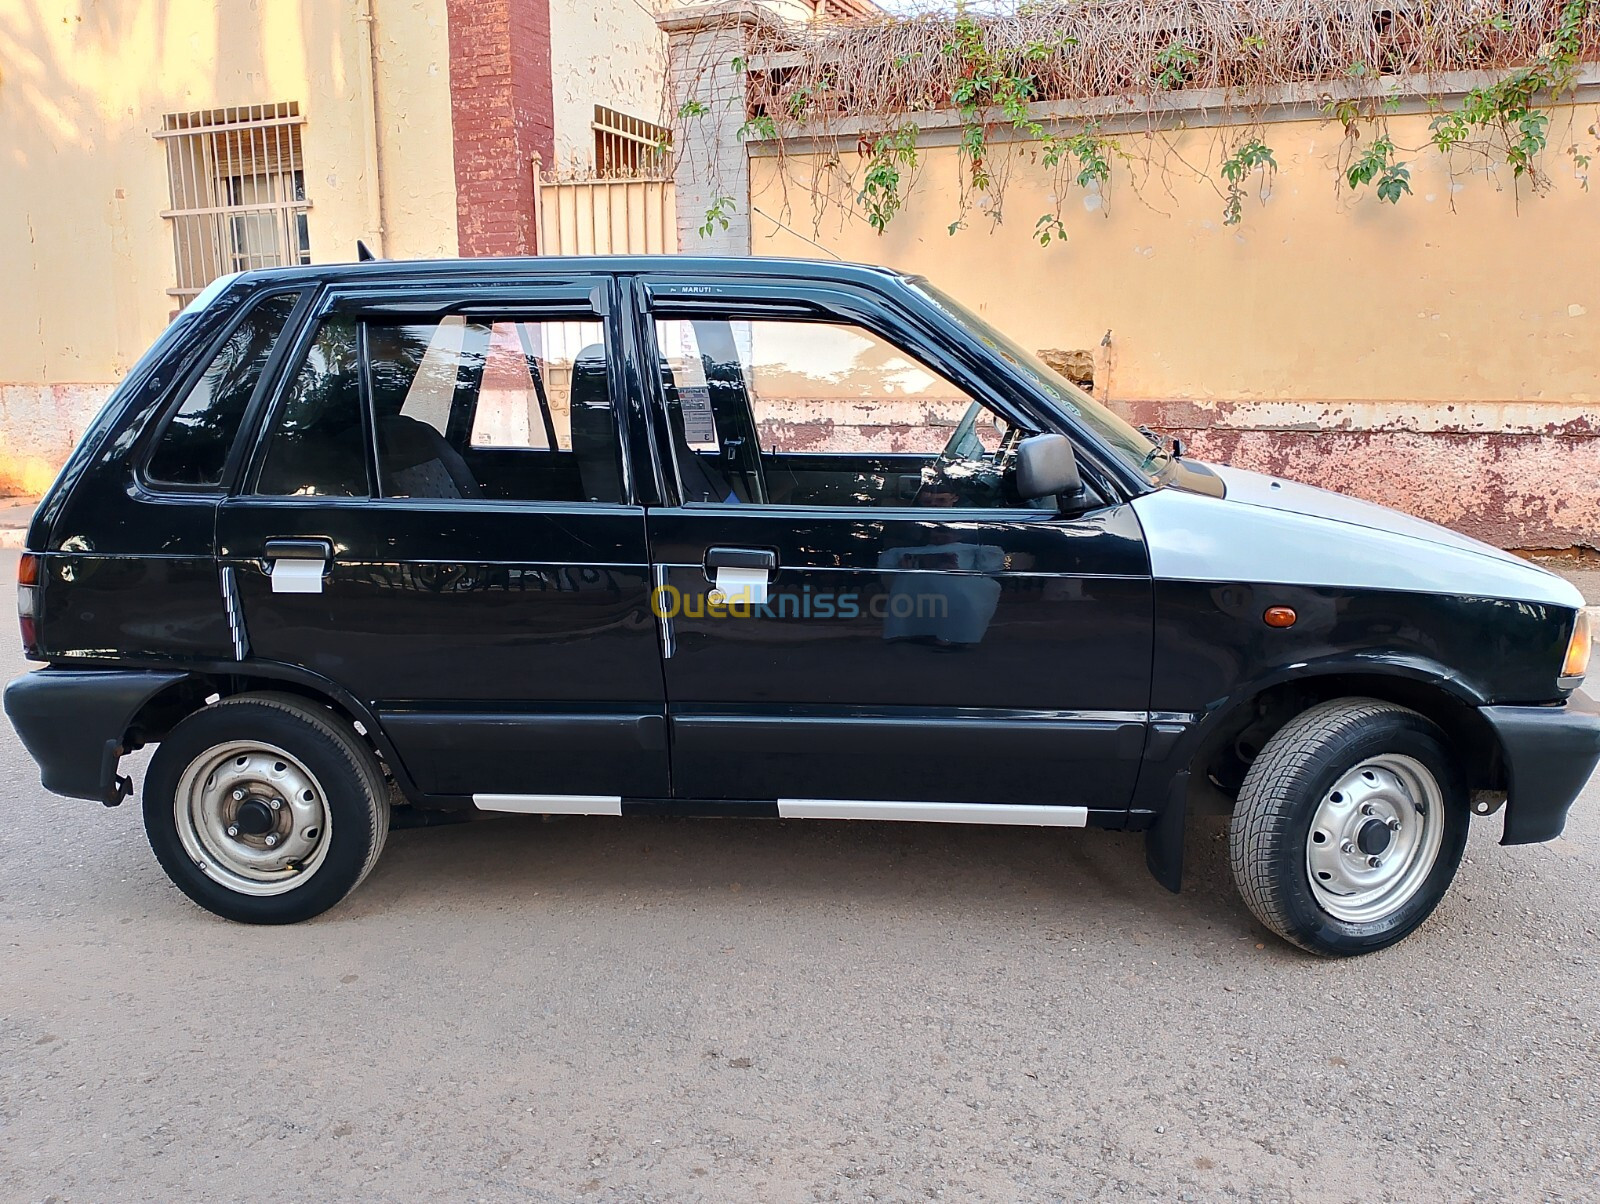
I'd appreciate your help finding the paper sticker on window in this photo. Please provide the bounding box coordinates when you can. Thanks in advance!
[679,384,718,449]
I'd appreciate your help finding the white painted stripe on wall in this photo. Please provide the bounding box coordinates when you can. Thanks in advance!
[473,794,623,816]
[778,799,1089,827]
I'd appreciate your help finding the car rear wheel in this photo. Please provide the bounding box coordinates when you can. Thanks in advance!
[143,693,389,923]
[1228,697,1468,956]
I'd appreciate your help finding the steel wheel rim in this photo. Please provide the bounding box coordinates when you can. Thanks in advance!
[173,740,332,897]
[1305,753,1445,924]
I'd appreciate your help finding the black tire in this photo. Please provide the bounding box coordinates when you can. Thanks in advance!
[143,693,390,923]
[1228,697,1468,956]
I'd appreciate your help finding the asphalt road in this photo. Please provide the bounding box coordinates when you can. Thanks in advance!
[2,559,1598,1201]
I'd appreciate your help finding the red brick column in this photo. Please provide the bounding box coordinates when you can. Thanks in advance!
[446,0,556,256]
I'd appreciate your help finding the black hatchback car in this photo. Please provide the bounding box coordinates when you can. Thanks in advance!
[7,256,1598,955]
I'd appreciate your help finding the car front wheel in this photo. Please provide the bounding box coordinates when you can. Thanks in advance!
[1228,697,1469,956]
[143,693,390,923]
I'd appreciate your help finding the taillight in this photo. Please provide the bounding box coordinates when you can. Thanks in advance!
[1562,610,1592,684]
[17,552,39,652]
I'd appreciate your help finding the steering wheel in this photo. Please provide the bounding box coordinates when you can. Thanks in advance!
[927,400,1024,505]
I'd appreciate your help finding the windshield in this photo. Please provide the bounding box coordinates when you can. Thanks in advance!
[910,280,1164,480]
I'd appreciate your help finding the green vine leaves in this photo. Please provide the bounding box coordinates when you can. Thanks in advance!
[684,0,1597,243]
[1221,137,1278,225]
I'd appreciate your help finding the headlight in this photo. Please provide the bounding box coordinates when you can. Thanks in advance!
[1562,610,1591,683]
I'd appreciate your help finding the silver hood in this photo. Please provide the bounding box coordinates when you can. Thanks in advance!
[1129,463,1584,610]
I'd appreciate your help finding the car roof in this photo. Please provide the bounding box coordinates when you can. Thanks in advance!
[226,255,917,293]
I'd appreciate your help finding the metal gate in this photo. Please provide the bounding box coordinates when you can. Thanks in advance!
[533,164,677,257]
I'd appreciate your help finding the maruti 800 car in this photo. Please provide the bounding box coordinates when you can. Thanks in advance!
[6,257,1597,955]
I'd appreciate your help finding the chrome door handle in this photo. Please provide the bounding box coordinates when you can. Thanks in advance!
[264,538,333,560]
[703,546,775,605]
[263,538,332,594]
[704,546,777,574]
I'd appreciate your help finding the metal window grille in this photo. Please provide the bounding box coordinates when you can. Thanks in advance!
[157,102,312,302]
[591,105,672,178]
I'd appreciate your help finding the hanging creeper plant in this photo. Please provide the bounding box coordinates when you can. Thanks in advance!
[682,0,1597,243]
[1220,136,1278,225]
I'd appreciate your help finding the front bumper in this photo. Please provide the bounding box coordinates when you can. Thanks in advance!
[4,668,190,805]
[1482,692,1600,845]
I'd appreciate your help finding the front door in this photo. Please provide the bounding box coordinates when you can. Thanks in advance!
[632,276,1154,820]
[218,275,669,807]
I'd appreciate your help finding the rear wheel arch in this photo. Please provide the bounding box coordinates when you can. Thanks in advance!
[143,690,391,923]
[121,670,422,803]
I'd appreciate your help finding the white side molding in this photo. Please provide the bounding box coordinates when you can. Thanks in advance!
[778,799,1088,827]
[473,794,623,816]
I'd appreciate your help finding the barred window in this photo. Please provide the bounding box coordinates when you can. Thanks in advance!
[158,102,312,304]
[592,105,672,177]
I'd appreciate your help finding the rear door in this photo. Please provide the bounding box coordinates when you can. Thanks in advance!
[630,274,1154,820]
[217,274,669,807]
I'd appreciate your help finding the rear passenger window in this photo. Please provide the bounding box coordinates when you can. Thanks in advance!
[368,316,620,503]
[256,317,368,497]
[146,292,298,486]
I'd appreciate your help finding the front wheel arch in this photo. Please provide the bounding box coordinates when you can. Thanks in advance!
[1187,671,1505,803]
[1145,670,1504,896]
[1227,696,1470,954]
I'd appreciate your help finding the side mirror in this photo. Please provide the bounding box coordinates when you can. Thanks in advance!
[1015,433,1084,505]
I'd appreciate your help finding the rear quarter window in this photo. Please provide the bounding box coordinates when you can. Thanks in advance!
[145,291,300,486]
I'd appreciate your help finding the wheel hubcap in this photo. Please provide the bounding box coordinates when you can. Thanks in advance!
[173,741,332,897]
[1305,754,1444,924]
[233,798,277,836]
[1355,817,1392,857]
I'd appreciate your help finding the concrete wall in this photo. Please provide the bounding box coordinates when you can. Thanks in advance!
[662,3,776,256]
[746,99,1600,548]
[0,0,456,495]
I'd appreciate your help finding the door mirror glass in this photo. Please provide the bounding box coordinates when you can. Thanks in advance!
[1014,433,1083,503]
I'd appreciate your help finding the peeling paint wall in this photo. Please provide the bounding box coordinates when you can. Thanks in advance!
[0,0,457,494]
[1120,396,1600,545]
[1166,427,1600,549]
[747,102,1600,548]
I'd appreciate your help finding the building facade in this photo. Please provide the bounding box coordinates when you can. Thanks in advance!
[7,0,1593,551]
[0,0,689,494]
[660,3,1600,551]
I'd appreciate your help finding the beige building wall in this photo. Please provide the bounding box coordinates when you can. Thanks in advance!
[546,0,839,177]
[548,0,668,173]
[0,0,457,495]
[748,101,1600,546]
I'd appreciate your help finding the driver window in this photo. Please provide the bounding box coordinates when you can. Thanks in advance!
[653,317,1043,509]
